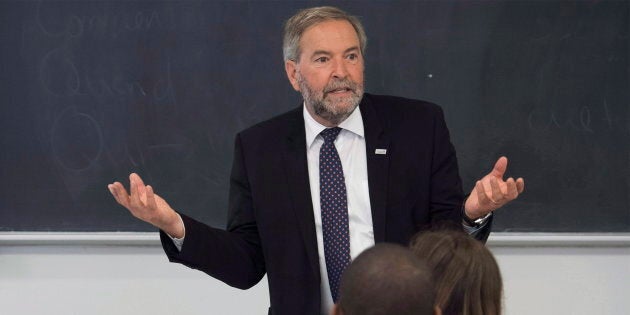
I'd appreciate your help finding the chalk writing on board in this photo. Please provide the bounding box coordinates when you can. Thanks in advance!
[527,99,615,133]
[39,48,80,97]
[50,107,103,172]
[39,47,176,101]
[36,1,165,39]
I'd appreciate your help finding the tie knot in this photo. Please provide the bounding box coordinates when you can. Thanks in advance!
[320,127,342,143]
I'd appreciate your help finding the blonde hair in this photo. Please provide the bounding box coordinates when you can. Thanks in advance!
[410,229,503,315]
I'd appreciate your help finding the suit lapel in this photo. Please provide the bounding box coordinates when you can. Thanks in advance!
[360,96,390,243]
[282,109,320,276]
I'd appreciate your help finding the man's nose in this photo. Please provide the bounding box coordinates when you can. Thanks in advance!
[331,59,348,78]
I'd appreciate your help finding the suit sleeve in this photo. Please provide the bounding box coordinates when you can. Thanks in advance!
[159,133,266,289]
[429,107,492,242]
[428,106,465,224]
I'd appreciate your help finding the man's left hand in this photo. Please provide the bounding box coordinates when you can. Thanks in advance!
[464,156,525,219]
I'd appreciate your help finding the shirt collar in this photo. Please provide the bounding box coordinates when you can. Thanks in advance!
[303,103,365,149]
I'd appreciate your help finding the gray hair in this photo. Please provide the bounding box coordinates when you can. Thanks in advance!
[282,6,367,62]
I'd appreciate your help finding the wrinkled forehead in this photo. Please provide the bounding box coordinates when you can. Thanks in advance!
[298,20,361,55]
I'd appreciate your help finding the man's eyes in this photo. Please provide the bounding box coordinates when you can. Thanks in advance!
[313,53,359,64]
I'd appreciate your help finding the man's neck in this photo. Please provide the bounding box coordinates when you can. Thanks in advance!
[304,104,339,127]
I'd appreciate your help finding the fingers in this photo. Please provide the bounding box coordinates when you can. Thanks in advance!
[516,177,525,193]
[129,173,141,207]
[477,177,505,213]
[133,173,146,187]
[132,173,151,204]
[490,156,508,178]
[108,182,130,208]
[489,177,502,202]
[472,159,524,213]
[505,177,519,200]
[469,180,493,218]
[109,173,150,210]
[133,173,147,198]
[146,185,157,209]
[475,180,489,207]
[109,174,168,228]
[485,175,523,211]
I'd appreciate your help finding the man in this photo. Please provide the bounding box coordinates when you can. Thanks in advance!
[108,6,524,315]
[332,243,441,315]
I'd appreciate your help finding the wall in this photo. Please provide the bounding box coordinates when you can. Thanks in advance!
[1,233,628,315]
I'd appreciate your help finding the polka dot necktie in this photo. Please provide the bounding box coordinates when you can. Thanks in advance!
[319,127,350,303]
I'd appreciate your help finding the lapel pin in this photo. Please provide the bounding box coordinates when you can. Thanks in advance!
[375,149,387,155]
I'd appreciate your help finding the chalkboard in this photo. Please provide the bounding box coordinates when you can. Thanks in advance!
[1,1,628,232]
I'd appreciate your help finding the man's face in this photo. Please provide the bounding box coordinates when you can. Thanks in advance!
[285,20,365,126]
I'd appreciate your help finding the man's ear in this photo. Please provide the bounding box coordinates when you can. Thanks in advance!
[434,305,442,315]
[330,303,343,315]
[285,59,300,91]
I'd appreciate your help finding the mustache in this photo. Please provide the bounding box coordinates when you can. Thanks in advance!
[324,78,359,94]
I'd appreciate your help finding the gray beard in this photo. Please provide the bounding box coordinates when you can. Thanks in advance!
[297,74,364,126]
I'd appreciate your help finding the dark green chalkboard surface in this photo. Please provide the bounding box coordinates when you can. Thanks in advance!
[1,1,628,232]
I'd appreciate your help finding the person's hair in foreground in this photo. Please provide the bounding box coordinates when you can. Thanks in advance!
[332,243,439,315]
[410,229,503,315]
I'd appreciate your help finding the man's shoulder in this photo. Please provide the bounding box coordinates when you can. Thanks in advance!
[365,93,441,110]
[363,93,444,120]
[237,105,302,141]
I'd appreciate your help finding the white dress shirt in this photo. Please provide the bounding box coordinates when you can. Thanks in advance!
[302,105,375,315]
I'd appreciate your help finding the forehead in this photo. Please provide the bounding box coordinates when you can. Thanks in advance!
[299,19,360,54]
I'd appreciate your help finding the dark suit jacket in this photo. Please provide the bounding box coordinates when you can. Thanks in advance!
[160,93,491,315]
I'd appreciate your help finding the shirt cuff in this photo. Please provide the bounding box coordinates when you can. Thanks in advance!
[462,213,491,236]
[166,213,185,252]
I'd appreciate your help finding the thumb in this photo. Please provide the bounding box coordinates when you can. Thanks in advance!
[490,156,508,178]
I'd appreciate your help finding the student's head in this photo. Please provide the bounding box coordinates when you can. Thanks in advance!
[283,6,366,126]
[332,243,440,315]
[410,229,503,315]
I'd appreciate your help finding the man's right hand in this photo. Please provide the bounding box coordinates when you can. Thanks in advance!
[108,173,185,238]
